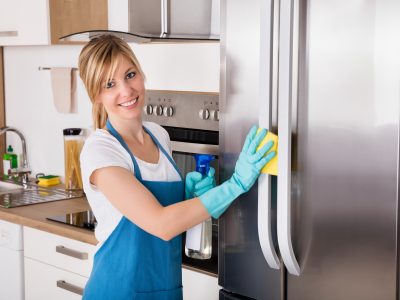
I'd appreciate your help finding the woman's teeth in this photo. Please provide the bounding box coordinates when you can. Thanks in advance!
[120,97,138,107]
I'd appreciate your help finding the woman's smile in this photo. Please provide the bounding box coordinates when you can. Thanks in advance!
[119,96,139,108]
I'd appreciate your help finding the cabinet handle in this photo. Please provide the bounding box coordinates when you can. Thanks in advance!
[56,245,88,260]
[0,31,18,37]
[56,280,84,296]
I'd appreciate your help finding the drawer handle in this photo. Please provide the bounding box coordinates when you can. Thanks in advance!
[56,280,84,296]
[0,31,18,37]
[56,245,88,260]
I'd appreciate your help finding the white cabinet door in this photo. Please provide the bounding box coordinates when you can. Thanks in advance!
[24,227,95,277]
[182,268,219,300]
[25,257,88,300]
[0,0,50,45]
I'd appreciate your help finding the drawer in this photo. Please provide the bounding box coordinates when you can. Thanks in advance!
[25,257,88,300]
[24,227,95,277]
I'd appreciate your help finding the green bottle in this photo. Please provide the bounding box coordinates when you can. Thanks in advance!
[3,145,18,179]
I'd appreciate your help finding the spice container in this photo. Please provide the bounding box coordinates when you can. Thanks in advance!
[63,128,84,190]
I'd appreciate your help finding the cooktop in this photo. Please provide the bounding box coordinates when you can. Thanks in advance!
[47,210,97,231]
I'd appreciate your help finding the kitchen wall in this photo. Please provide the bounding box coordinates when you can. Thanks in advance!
[3,42,219,178]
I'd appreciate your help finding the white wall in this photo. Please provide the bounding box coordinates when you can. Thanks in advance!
[3,42,219,178]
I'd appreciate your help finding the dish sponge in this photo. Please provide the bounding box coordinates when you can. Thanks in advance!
[256,128,278,176]
[37,175,61,187]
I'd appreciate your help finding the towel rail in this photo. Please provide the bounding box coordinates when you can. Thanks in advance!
[38,67,78,71]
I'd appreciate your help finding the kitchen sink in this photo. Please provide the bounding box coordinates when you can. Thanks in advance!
[0,180,84,208]
[0,181,24,193]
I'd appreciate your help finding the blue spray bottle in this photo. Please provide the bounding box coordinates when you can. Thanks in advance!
[185,154,215,260]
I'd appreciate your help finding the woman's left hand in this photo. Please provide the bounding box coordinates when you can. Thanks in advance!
[194,167,216,197]
[185,167,216,199]
[185,172,202,199]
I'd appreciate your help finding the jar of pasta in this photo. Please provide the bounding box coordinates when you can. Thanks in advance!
[63,128,84,190]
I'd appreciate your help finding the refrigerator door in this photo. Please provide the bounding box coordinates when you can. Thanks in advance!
[219,0,281,299]
[286,0,400,299]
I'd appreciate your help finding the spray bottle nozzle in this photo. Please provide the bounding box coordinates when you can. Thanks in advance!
[194,154,215,176]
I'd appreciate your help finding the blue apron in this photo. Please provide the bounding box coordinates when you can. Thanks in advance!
[83,120,184,300]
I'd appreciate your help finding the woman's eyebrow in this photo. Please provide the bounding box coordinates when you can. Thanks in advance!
[125,66,136,74]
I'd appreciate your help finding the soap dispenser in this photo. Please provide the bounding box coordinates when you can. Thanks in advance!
[3,145,18,179]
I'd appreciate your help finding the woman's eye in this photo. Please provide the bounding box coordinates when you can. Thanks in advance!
[126,71,136,79]
[105,81,115,89]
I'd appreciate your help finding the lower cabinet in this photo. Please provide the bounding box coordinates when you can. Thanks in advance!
[23,226,219,299]
[23,227,95,300]
[25,258,88,300]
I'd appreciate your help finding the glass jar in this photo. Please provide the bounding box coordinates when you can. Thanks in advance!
[63,128,84,190]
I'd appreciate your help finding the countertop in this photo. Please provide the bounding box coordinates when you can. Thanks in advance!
[0,197,98,245]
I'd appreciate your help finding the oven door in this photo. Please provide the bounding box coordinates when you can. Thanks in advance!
[164,127,219,276]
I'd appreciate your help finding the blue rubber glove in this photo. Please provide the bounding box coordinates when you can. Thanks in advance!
[185,171,202,199]
[194,167,216,197]
[185,167,216,199]
[199,126,276,218]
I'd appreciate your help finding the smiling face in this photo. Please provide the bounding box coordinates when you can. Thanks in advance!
[95,54,145,124]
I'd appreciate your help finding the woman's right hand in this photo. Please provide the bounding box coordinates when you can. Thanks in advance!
[229,126,275,193]
[198,126,276,218]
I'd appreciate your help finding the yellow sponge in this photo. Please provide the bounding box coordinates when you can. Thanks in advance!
[37,175,61,187]
[256,128,278,176]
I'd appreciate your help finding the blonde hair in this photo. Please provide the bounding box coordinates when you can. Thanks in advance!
[78,34,145,129]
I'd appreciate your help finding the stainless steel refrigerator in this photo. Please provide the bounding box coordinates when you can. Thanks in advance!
[218,0,400,299]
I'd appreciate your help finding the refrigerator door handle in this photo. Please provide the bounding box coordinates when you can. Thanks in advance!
[258,0,280,270]
[277,0,301,276]
[258,175,280,269]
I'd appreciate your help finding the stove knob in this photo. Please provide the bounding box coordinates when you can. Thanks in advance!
[163,106,174,117]
[154,105,163,116]
[210,109,219,121]
[199,109,210,120]
[143,105,153,115]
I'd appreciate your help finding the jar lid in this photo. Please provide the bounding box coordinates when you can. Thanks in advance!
[63,128,82,136]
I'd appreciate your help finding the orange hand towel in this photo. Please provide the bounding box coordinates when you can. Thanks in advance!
[50,67,77,113]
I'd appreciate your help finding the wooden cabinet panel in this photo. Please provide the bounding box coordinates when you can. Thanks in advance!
[0,48,5,173]
[50,0,108,44]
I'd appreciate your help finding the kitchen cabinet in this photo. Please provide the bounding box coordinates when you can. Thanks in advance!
[23,227,95,299]
[49,0,108,44]
[0,220,24,300]
[0,0,49,46]
[0,0,107,46]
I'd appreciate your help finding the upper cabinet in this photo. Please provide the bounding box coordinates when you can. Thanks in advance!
[50,0,108,45]
[0,0,108,46]
[0,0,49,46]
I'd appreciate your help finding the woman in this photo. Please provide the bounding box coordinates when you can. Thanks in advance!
[78,34,275,299]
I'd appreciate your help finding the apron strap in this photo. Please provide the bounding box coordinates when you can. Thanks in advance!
[106,120,183,182]
[106,120,143,181]
[143,126,184,181]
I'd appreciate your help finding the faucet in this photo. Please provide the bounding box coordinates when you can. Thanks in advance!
[0,126,31,184]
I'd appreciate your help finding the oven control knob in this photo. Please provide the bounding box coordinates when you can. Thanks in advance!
[163,106,174,117]
[199,109,210,120]
[143,105,153,115]
[154,105,163,116]
[210,110,219,121]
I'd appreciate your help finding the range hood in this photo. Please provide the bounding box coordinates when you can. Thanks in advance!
[60,0,220,43]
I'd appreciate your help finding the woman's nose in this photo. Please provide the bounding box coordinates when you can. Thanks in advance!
[119,80,133,96]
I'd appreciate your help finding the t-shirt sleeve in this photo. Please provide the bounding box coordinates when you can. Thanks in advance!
[80,134,131,189]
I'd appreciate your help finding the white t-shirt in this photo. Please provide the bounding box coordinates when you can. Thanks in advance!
[80,121,181,250]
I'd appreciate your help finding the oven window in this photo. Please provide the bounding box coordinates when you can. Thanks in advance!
[173,151,219,276]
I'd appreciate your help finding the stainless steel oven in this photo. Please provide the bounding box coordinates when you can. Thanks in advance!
[142,90,219,276]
